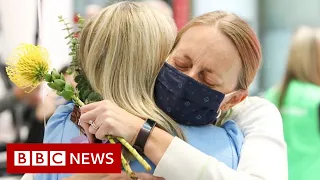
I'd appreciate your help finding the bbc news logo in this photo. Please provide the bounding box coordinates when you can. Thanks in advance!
[6,144,121,173]
[14,151,66,166]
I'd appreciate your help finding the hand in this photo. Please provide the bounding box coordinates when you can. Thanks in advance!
[61,172,164,180]
[79,100,144,144]
[61,173,106,180]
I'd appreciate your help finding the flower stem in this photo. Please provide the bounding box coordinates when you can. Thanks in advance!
[117,137,151,171]
[72,95,85,106]
[108,136,136,178]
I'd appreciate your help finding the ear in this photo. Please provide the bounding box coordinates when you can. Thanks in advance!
[220,89,248,111]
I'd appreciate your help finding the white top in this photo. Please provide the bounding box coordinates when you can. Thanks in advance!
[154,96,288,180]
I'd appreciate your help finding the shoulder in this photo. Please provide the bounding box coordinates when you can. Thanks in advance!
[43,103,75,143]
[230,97,288,179]
[229,96,283,136]
[46,102,75,127]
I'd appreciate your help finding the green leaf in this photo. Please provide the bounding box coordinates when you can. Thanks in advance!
[60,73,65,81]
[66,68,73,75]
[51,69,61,80]
[78,77,88,85]
[53,79,65,91]
[64,83,74,92]
[47,82,58,90]
[61,90,74,101]
[62,27,72,31]
[76,83,82,91]
[54,79,65,87]
[79,85,89,95]
[64,32,75,39]
[81,89,91,100]
[87,92,103,102]
[75,74,84,83]
[44,74,52,82]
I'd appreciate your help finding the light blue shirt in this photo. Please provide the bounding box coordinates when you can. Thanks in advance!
[36,103,243,180]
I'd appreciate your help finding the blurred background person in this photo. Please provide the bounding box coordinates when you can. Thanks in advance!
[85,4,102,19]
[264,26,320,180]
[142,0,173,17]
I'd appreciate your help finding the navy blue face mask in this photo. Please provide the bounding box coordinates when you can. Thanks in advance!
[154,62,226,126]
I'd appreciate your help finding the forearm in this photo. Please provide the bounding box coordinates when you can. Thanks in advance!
[143,128,249,180]
[143,127,174,165]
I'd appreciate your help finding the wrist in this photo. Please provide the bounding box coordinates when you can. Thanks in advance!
[131,117,145,145]
[144,127,174,165]
[133,119,157,153]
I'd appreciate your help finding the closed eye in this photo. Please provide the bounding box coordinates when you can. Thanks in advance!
[174,59,191,71]
[201,73,222,88]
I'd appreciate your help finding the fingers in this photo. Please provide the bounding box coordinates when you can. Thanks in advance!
[80,101,102,113]
[88,124,98,134]
[136,173,165,180]
[80,100,113,114]
[88,111,110,134]
[62,174,108,180]
[95,121,110,140]
[100,172,131,180]
[80,107,103,123]
[80,121,95,143]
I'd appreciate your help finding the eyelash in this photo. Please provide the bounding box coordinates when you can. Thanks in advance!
[174,61,189,71]
[174,58,219,88]
[201,74,217,87]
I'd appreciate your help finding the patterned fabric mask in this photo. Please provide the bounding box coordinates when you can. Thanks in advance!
[154,62,228,126]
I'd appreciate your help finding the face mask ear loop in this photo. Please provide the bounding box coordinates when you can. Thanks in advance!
[216,109,222,119]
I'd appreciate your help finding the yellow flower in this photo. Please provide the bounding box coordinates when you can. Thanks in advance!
[6,44,50,92]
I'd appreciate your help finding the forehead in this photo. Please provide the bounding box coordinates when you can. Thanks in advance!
[178,26,241,68]
[177,25,240,61]
[175,25,242,90]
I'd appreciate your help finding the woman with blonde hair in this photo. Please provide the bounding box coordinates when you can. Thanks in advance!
[32,1,286,180]
[265,26,320,180]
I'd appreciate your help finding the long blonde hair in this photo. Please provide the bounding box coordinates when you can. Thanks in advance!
[279,26,320,107]
[78,1,184,139]
[171,11,262,91]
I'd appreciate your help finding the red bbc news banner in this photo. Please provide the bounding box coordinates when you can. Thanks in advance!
[6,143,122,173]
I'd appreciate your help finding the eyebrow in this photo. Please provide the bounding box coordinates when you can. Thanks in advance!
[204,67,213,73]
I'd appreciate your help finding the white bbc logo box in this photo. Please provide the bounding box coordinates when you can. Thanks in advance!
[14,151,66,166]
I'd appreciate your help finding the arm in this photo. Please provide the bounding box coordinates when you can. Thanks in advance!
[146,97,287,180]
[79,98,287,179]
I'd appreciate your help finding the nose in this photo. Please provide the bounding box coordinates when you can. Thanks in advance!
[185,68,201,82]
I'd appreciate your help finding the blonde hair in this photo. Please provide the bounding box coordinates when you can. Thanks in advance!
[279,26,320,107]
[171,11,262,90]
[78,1,184,139]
